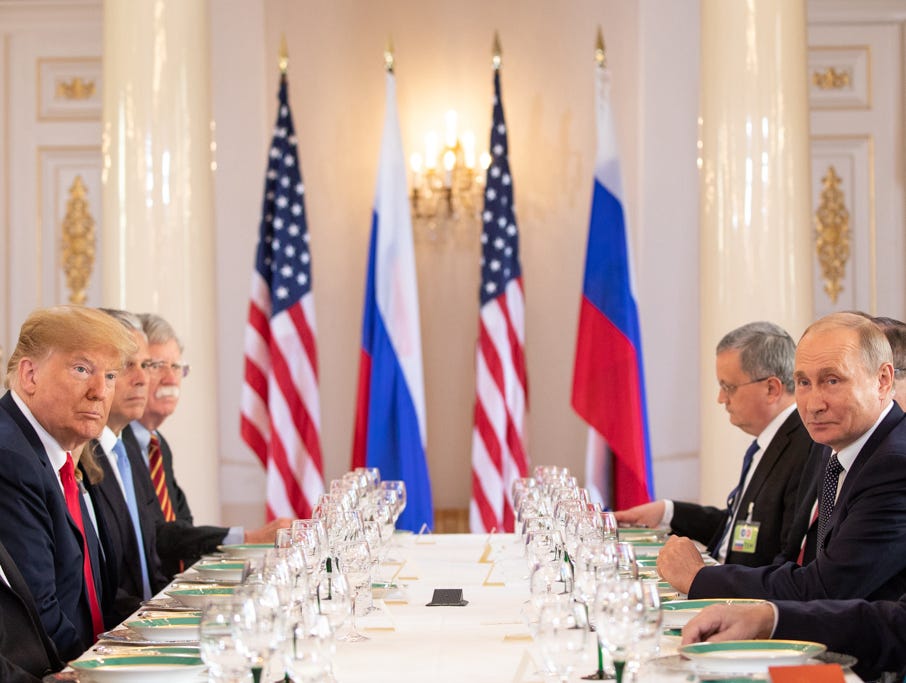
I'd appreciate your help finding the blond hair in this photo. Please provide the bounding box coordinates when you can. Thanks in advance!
[6,305,138,389]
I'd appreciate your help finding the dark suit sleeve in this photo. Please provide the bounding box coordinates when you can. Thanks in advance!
[690,426,906,601]
[158,433,194,525]
[774,596,906,681]
[669,502,727,546]
[0,447,86,660]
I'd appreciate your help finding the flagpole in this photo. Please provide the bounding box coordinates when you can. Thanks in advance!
[279,33,288,74]
[492,31,501,70]
[595,26,606,69]
[384,37,394,73]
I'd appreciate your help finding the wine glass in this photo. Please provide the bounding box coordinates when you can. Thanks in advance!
[283,601,335,683]
[233,583,283,683]
[534,598,590,683]
[199,598,250,683]
[594,578,650,683]
[334,539,372,642]
[316,571,352,638]
[625,579,662,682]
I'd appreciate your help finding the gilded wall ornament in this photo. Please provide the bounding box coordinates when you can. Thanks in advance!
[61,176,95,304]
[815,165,850,303]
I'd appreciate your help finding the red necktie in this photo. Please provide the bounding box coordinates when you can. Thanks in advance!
[59,452,104,640]
[148,434,176,522]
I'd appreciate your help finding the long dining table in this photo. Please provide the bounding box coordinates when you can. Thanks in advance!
[70,532,865,682]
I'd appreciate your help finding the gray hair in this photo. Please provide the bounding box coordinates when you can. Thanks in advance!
[803,312,893,374]
[138,313,184,353]
[717,321,796,393]
[99,308,146,338]
[873,316,906,378]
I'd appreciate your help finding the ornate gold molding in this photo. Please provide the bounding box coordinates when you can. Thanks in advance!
[812,66,851,90]
[815,165,850,303]
[61,176,95,304]
[55,77,96,101]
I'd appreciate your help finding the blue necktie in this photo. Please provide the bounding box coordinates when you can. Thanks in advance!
[711,439,760,558]
[726,439,760,514]
[114,439,152,600]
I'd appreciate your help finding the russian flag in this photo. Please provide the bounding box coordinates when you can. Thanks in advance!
[571,53,654,510]
[351,69,433,532]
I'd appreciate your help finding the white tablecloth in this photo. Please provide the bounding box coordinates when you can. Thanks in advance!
[332,533,864,683]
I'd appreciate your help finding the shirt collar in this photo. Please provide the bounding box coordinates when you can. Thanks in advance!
[10,390,68,473]
[755,403,798,453]
[129,420,152,454]
[99,425,118,455]
[834,401,894,470]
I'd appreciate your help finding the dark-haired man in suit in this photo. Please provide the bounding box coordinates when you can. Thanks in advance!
[617,321,812,567]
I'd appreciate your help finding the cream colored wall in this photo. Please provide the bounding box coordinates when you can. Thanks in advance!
[212,0,703,525]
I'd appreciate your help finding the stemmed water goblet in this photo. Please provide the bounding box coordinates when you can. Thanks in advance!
[334,539,373,642]
[199,598,249,683]
[534,598,590,683]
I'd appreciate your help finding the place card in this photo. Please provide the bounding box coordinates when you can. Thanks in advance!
[769,664,845,682]
[482,563,505,587]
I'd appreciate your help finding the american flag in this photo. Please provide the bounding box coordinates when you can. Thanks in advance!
[240,72,324,520]
[470,68,529,533]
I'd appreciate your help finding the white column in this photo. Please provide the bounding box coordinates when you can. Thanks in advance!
[101,0,219,522]
[699,0,813,504]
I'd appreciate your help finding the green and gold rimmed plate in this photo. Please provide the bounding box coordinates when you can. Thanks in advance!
[70,654,205,682]
[216,542,272,559]
[628,541,665,557]
[618,526,669,542]
[123,615,201,642]
[165,585,235,609]
[661,598,764,627]
[679,640,827,673]
[191,559,248,582]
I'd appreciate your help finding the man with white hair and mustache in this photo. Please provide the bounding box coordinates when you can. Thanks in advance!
[123,313,288,577]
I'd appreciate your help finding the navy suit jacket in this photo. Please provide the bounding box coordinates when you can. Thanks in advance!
[87,440,168,621]
[0,391,112,660]
[774,594,906,681]
[671,410,811,567]
[121,425,228,578]
[689,403,906,601]
[0,539,63,682]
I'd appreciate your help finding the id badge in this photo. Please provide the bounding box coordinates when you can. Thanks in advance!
[731,521,760,554]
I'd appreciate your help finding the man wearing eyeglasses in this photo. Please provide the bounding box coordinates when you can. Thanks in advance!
[659,312,906,602]
[616,322,813,568]
[122,313,288,577]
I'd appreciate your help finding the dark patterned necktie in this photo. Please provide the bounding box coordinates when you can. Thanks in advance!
[817,453,844,552]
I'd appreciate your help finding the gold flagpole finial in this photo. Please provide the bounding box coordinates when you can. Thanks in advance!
[279,34,289,74]
[492,31,502,71]
[384,36,395,73]
[595,26,606,69]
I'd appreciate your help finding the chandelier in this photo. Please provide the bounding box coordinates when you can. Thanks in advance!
[409,110,490,244]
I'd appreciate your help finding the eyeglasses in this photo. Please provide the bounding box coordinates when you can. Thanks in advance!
[146,360,191,378]
[718,376,772,397]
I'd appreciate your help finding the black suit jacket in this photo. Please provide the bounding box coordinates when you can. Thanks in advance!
[689,403,906,601]
[671,410,811,567]
[121,425,228,578]
[87,440,168,621]
[0,539,63,682]
[0,391,114,660]
[774,594,906,681]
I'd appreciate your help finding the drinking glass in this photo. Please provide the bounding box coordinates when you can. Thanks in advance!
[534,598,590,683]
[199,598,250,683]
[594,578,653,683]
[233,584,283,683]
[334,540,372,642]
[316,571,352,637]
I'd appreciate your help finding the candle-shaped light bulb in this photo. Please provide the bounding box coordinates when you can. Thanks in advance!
[479,151,492,170]
[444,110,458,149]
[425,132,439,170]
[443,149,456,171]
[410,152,423,174]
[462,130,476,169]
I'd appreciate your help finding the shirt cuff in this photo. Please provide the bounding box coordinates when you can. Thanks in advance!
[662,499,675,527]
[768,602,780,636]
[222,527,245,545]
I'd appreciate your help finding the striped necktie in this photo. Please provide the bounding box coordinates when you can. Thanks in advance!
[59,453,104,639]
[148,434,175,522]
